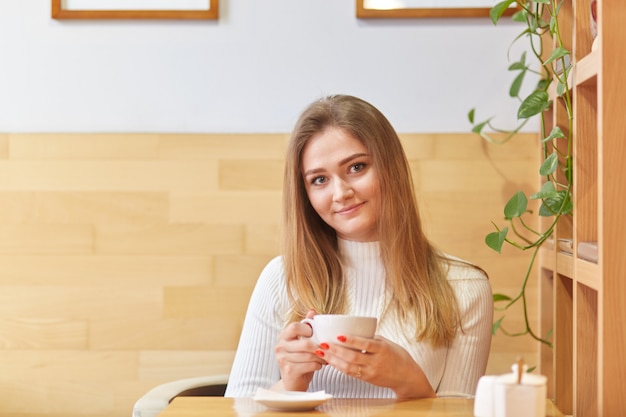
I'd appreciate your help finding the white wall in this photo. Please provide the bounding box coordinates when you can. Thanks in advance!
[0,0,532,133]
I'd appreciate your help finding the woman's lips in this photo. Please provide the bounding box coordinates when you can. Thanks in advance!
[336,202,365,215]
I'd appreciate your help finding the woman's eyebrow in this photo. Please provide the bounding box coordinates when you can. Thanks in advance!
[339,153,369,166]
[303,167,324,177]
[303,153,369,177]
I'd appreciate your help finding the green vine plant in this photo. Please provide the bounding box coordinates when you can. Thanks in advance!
[468,0,574,348]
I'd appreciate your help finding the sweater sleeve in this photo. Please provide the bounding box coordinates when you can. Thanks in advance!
[436,265,493,397]
[224,257,287,398]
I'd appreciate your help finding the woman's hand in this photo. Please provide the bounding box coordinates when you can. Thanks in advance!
[317,334,436,399]
[272,309,326,392]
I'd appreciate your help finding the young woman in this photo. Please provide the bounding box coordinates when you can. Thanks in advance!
[224,94,493,399]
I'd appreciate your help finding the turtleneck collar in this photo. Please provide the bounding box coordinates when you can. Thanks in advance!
[338,238,381,270]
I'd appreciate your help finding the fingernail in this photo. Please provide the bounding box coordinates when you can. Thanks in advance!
[337,335,347,342]
[320,343,330,350]
[315,349,325,357]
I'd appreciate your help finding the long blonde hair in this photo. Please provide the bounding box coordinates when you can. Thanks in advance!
[282,95,461,347]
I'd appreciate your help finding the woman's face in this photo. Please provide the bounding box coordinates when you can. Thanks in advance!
[301,127,380,242]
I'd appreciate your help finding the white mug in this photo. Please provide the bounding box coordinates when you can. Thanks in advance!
[300,314,377,345]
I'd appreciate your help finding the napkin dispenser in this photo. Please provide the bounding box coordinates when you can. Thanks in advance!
[474,362,547,417]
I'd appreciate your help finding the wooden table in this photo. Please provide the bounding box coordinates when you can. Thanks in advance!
[157,396,565,417]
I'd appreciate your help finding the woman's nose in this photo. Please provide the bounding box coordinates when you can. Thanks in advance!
[332,178,354,201]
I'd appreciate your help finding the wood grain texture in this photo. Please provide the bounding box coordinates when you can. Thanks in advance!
[0,133,537,417]
[158,397,565,417]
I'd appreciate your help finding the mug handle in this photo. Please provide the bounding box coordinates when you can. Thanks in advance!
[300,318,318,344]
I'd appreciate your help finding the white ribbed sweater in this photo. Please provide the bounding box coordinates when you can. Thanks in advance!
[224,239,493,398]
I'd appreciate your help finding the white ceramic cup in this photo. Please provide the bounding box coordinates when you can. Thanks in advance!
[300,314,377,345]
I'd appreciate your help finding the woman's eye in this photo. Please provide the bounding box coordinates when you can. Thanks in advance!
[351,163,366,173]
[312,176,327,185]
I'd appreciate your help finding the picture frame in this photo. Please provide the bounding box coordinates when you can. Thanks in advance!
[356,0,518,19]
[51,0,218,20]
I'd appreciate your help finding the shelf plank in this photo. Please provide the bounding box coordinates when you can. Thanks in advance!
[548,48,599,100]
[554,275,573,414]
[575,258,600,291]
[575,48,599,86]
[556,252,574,279]
[600,1,626,412]
[575,283,598,416]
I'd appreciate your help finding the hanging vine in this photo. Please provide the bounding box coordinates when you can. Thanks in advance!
[468,0,573,348]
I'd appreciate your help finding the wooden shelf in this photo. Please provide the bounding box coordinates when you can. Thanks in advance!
[555,253,574,279]
[539,0,626,415]
[548,46,598,101]
[574,48,599,86]
[574,258,600,291]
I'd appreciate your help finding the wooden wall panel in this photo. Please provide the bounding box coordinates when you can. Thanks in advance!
[0,161,218,191]
[219,160,284,191]
[0,255,212,286]
[245,224,281,255]
[0,134,10,159]
[0,133,537,417]
[169,191,282,224]
[93,224,244,255]
[0,192,170,224]
[158,134,288,159]
[8,134,161,160]
[0,224,93,254]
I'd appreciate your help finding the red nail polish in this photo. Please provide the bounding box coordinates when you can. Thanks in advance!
[320,343,330,350]
[315,349,325,357]
[337,335,347,342]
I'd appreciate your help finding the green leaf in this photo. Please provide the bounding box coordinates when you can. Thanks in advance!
[541,126,565,143]
[468,108,475,124]
[536,78,551,91]
[538,201,556,217]
[486,227,508,253]
[509,70,526,97]
[490,0,515,25]
[549,16,557,34]
[556,191,573,214]
[555,0,564,16]
[539,190,573,216]
[556,81,567,97]
[511,10,527,23]
[539,152,559,176]
[544,46,570,66]
[493,293,513,302]
[518,91,551,119]
[504,191,528,219]
[530,181,557,200]
[508,51,527,71]
[471,118,492,134]
[492,316,505,335]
